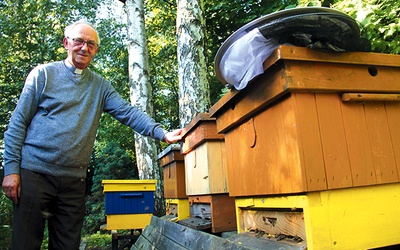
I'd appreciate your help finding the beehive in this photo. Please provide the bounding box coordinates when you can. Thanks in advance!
[210,45,400,197]
[102,180,157,230]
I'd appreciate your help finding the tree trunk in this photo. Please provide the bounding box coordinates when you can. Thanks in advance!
[176,0,210,127]
[125,0,165,215]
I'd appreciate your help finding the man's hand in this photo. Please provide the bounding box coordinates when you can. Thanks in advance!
[2,174,21,205]
[164,128,183,144]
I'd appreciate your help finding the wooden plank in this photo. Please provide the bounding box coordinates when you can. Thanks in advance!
[239,210,306,241]
[286,61,400,93]
[223,119,258,196]
[148,216,227,249]
[133,234,157,250]
[209,194,237,233]
[163,161,187,199]
[365,103,399,183]
[139,224,186,250]
[342,93,400,102]
[159,150,184,167]
[223,131,238,196]
[265,46,400,69]
[294,93,327,191]
[281,95,308,192]
[226,232,307,250]
[185,140,228,195]
[184,144,210,195]
[207,141,229,194]
[188,195,212,204]
[181,113,224,154]
[315,94,353,189]
[341,101,377,186]
[253,99,297,194]
[386,102,400,180]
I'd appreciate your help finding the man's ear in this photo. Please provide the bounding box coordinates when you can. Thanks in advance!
[63,37,69,49]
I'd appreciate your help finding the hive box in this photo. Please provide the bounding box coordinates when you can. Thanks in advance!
[210,45,400,197]
[235,183,400,249]
[158,144,187,199]
[181,113,227,195]
[102,180,157,230]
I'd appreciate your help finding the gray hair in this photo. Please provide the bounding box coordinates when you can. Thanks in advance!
[64,19,100,45]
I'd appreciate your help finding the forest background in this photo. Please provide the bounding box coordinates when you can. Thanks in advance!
[0,0,399,249]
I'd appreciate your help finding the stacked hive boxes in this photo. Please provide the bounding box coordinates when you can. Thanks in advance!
[179,113,237,233]
[158,144,190,221]
[210,46,400,249]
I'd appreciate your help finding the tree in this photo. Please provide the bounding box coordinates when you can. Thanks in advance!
[176,0,211,127]
[123,0,165,215]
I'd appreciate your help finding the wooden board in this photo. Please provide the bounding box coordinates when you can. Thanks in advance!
[188,194,237,233]
[226,232,307,250]
[239,210,306,241]
[163,161,187,198]
[224,92,400,196]
[134,215,227,249]
[185,141,228,195]
[181,113,224,154]
[133,215,306,250]
[159,146,184,167]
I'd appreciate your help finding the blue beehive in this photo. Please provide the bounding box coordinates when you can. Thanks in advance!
[105,191,155,214]
[102,180,157,230]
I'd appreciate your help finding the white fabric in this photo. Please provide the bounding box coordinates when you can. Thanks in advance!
[219,28,279,90]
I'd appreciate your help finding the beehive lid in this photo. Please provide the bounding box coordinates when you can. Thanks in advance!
[102,180,157,192]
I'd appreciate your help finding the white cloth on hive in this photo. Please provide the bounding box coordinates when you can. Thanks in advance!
[219,28,279,90]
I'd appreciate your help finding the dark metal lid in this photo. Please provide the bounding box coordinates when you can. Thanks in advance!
[214,7,369,86]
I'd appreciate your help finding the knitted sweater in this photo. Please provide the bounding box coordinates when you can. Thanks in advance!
[4,61,166,178]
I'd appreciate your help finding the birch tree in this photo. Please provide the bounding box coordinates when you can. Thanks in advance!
[176,0,210,127]
[124,0,164,213]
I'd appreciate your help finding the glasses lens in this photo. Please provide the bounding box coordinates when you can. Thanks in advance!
[70,38,98,50]
[73,38,85,47]
[86,41,97,50]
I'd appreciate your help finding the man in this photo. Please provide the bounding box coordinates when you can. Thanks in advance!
[2,20,182,249]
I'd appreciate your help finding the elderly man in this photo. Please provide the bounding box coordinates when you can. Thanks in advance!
[2,20,182,249]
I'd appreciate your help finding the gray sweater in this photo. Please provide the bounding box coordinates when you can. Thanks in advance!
[4,61,166,178]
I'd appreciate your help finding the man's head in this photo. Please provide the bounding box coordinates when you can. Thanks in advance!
[63,20,100,69]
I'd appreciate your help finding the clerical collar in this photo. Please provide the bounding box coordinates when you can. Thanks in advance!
[64,60,83,75]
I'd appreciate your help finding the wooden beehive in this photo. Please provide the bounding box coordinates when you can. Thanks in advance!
[180,194,237,233]
[158,144,187,199]
[102,180,157,230]
[210,45,400,197]
[181,113,227,195]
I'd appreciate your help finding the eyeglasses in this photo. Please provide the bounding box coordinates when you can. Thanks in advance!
[67,37,99,51]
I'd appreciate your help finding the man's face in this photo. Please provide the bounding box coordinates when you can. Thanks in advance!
[63,24,99,69]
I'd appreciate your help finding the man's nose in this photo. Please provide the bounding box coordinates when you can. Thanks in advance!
[80,42,89,50]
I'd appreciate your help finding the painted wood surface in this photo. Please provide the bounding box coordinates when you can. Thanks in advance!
[235,183,400,249]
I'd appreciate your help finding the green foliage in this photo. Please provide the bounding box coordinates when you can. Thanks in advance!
[83,141,138,235]
[334,0,400,54]
[0,0,100,139]
[83,232,112,250]
[146,0,180,131]
[0,194,12,250]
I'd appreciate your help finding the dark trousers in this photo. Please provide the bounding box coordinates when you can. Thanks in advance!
[12,169,86,250]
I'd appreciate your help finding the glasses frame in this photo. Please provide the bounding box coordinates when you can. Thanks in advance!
[67,37,99,51]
